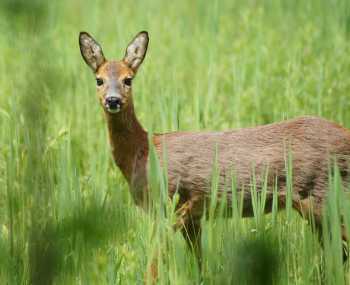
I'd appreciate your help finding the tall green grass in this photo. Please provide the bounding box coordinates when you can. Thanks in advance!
[1,0,350,284]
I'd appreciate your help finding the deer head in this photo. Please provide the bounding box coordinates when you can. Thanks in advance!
[79,31,149,114]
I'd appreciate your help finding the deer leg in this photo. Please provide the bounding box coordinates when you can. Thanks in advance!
[145,228,159,284]
[173,198,203,269]
[293,196,349,263]
[145,198,202,283]
[293,196,325,243]
[145,258,158,285]
[181,219,202,268]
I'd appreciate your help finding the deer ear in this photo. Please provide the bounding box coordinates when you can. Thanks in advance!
[79,32,106,72]
[123,31,149,72]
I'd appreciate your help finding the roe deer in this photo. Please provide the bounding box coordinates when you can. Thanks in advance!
[79,31,350,270]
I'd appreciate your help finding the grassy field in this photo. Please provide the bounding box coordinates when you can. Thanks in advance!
[2,0,350,284]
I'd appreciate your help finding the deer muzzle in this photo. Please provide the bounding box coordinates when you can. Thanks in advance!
[105,96,122,113]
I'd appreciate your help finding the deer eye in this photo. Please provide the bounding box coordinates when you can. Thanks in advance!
[124,78,132,87]
[96,78,104,86]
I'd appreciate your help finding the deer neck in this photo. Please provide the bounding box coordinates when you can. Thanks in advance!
[105,99,148,184]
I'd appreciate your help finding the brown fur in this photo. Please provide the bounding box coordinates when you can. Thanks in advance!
[79,32,350,274]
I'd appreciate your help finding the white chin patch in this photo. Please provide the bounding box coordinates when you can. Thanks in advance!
[106,106,120,114]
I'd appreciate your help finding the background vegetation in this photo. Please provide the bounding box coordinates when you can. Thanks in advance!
[1,0,350,284]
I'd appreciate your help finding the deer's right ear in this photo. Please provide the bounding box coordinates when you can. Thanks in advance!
[79,32,106,72]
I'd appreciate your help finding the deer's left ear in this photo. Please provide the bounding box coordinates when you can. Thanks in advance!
[123,31,149,72]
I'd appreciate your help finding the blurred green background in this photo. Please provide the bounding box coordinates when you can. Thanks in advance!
[1,0,350,284]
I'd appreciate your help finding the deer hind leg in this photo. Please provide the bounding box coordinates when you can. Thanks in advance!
[174,197,203,269]
[292,196,348,263]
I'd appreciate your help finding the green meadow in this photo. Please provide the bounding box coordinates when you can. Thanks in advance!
[1,0,350,284]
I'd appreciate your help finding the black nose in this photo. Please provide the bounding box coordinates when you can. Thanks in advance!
[105,96,122,109]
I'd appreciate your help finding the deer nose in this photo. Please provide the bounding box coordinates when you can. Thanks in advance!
[105,96,122,111]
